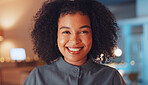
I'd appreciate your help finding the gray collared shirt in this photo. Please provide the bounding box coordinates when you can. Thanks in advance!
[23,57,126,85]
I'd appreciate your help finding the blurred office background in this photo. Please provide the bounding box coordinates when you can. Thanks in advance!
[0,0,148,85]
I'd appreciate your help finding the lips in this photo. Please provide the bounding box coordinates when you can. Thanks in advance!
[66,47,84,54]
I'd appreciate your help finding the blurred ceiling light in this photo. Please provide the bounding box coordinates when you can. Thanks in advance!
[0,15,17,28]
[1,41,15,50]
[0,0,32,29]
[1,41,16,58]
[114,47,122,57]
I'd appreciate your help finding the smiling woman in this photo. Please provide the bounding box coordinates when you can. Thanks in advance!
[57,12,92,66]
[24,0,126,85]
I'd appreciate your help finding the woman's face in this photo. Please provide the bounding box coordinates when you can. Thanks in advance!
[57,12,92,66]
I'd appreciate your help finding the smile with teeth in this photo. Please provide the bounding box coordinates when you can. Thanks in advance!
[68,48,81,51]
[66,47,83,54]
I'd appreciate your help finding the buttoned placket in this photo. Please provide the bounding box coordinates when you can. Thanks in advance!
[70,66,80,85]
[56,57,94,85]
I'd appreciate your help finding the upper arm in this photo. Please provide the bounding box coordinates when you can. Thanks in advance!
[113,70,126,85]
[23,68,37,85]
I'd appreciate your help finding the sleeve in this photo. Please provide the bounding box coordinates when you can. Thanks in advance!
[113,70,126,85]
[23,68,37,85]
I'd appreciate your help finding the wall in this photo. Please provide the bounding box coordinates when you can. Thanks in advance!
[0,0,45,84]
[0,0,44,61]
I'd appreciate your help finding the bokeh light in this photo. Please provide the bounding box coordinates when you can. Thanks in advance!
[114,48,122,57]
[130,60,135,66]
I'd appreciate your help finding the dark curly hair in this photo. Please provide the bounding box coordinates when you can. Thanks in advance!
[32,0,118,64]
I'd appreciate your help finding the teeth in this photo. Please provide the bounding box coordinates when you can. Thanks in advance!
[68,48,81,51]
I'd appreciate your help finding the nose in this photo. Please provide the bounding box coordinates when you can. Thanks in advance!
[70,34,81,44]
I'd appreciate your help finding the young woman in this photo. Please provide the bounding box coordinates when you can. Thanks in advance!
[24,0,126,85]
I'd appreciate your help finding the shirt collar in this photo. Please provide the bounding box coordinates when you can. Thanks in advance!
[56,57,97,73]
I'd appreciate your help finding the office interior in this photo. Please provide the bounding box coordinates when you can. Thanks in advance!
[0,0,148,85]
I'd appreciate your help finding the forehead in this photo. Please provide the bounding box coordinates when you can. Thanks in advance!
[59,11,87,17]
[58,12,90,26]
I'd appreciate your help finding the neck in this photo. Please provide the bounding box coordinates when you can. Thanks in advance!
[64,57,87,66]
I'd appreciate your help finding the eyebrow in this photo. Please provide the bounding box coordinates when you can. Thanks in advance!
[59,26,70,30]
[60,25,91,30]
[80,25,91,29]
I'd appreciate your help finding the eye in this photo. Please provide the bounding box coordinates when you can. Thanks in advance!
[80,31,89,34]
[62,31,71,34]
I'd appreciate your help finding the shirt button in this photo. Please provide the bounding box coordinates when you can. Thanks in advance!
[73,68,78,73]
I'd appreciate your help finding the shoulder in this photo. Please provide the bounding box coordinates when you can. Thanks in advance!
[91,62,123,78]
[94,63,126,84]
[35,61,58,73]
[92,62,117,73]
[28,62,57,75]
[23,62,58,85]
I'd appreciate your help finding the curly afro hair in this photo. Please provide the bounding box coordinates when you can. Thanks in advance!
[32,0,118,64]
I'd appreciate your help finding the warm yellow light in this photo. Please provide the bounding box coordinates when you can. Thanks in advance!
[5,57,11,62]
[0,36,4,41]
[1,41,16,58]
[0,28,4,41]
[0,15,17,28]
[114,48,122,57]
[1,41,15,49]
[34,56,39,61]
[0,57,5,63]
[0,0,32,29]
[25,57,31,62]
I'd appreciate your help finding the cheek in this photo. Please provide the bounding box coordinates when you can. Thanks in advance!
[57,36,67,48]
[87,39,92,47]
[84,35,92,46]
